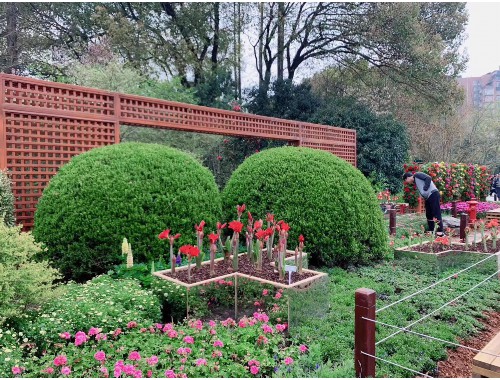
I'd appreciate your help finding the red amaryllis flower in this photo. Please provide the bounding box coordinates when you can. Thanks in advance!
[216,222,227,231]
[247,211,253,222]
[255,229,268,241]
[279,221,290,232]
[253,219,263,230]
[266,213,274,223]
[171,233,181,241]
[229,220,244,234]
[195,221,206,232]
[298,235,305,243]
[236,204,246,215]
[208,233,219,244]
[158,229,170,240]
[179,245,200,257]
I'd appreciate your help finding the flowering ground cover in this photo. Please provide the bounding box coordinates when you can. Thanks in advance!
[441,201,499,214]
[6,314,306,378]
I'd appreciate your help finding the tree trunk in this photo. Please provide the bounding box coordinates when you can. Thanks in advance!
[277,2,285,82]
[258,3,264,91]
[236,2,242,100]
[211,2,219,71]
[5,2,19,74]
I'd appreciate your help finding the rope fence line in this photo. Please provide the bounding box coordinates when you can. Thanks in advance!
[363,318,500,359]
[377,252,498,314]
[360,351,433,378]
[355,253,500,378]
[375,268,500,346]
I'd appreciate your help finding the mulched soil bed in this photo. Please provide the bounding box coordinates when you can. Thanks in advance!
[403,240,500,254]
[437,311,500,378]
[160,254,318,286]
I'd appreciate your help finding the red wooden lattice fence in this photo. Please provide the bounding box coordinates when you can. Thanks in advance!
[0,74,356,229]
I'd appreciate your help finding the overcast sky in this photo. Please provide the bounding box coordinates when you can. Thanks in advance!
[461,2,500,77]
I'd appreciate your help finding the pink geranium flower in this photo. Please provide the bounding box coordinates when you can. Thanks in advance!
[250,365,259,375]
[43,367,54,374]
[262,289,269,296]
[168,330,178,338]
[299,344,308,353]
[165,369,176,378]
[213,340,224,347]
[183,336,194,344]
[94,351,106,361]
[147,370,153,378]
[61,366,71,376]
[88,327,100,336]
[127,321,138,329]
[53,355,68,367]
[209,320,217,327]
[284,357,294,365]
[147,356,158,366]
[11,366,22,375]
[274,292,282,299]
[59,332,71,340]
[128,351,141,361]
[195,358,208,366]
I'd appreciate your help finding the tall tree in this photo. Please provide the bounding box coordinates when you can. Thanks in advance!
[248,2,467,105]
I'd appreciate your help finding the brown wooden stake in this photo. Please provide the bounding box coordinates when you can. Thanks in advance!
[460,213,468,242]
[451,201,457,218]
[389,208,396,235]
[355,288,376,378]
[234,276,238,320]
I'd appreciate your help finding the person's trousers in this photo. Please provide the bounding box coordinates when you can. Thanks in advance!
[425,191,443,233]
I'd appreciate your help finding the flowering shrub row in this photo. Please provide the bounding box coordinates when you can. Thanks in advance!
[403,162,491,206]
[5,314,307,378]
[440,202,499,214]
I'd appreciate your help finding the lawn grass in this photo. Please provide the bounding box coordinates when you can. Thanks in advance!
[285,250,500,378]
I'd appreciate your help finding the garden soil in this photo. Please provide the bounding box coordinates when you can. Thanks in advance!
[436,310,500,377]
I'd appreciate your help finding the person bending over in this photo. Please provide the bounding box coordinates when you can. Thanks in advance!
[403,172,444,236]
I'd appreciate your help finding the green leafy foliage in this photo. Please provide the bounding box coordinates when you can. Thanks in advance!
[0,170,15,226]
[33,142,222,282]
[20,275,161,354]
[0,223,61,326]
[311,96,409,193]
[222,146,388,267]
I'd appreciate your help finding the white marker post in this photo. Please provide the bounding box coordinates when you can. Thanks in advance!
[285,264,297,285]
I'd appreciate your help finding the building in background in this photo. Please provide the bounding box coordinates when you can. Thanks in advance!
[458,68,500,108]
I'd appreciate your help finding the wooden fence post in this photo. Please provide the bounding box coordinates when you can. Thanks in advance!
[451,201,457,218]
[355,288,376,378]
[460,213,469,242]
[389,208,397,235]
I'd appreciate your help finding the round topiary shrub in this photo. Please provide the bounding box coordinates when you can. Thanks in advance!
[33,142,222,282]
[0,169,15,226]
[222,146,388,267]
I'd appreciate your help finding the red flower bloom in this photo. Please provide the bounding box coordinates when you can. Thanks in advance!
[279,221,290,232]
[179,245,200,257]
[195,221,206,232]
[255,229,269,240]
[266,213,274,223]
[229,220,244,234]
[254,219,263,230]
[158,229,170,240]
[208,233,219,244]
[217,155,222,161]
[298,235,305,243]
[236,204,246,215]
[216,222,227,230]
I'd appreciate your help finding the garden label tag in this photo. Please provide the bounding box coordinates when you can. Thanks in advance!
[285,264,297,285]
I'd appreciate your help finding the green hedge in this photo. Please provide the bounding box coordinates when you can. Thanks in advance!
[222,146,388,267]
[0,170,15,226]
[33,142,222,282]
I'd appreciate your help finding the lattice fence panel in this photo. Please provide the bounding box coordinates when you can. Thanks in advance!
[4,77,116,117]
[0,74,357,229]
[5,112,116,228]
[120,95,301,140]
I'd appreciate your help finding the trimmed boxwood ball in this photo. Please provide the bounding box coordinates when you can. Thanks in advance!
[222,146,388,267]
[33,142,222,282]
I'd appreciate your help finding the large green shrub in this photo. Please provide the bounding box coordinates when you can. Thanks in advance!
[222,147,388,267]
[33,142,222,282]
[0,223,61,326]
[0,170,15,226]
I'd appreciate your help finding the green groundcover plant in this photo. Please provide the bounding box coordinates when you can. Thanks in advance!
[19,275,161,354]
[33,142,222,282]
[222,146,388,267]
